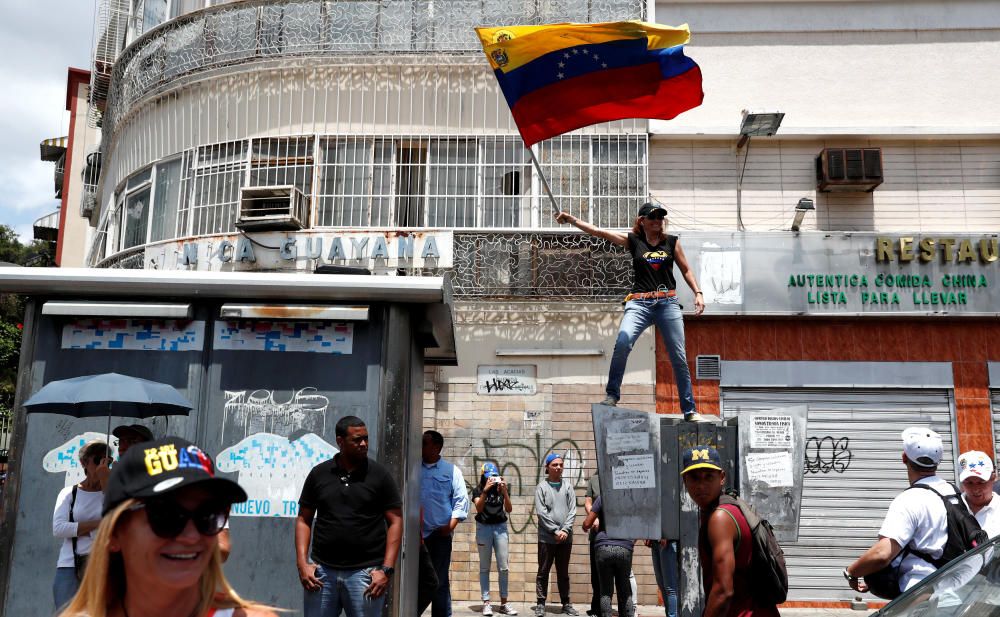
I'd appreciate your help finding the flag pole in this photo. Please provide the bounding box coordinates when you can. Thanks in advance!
[526,145,562,217]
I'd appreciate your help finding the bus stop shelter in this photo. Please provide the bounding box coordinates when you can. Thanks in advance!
[0,267,457,616]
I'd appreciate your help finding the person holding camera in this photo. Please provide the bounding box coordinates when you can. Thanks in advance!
[473,463,516,616]
[51,441,110,610]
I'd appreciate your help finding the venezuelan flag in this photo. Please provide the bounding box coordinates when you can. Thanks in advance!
[475,21,703,146]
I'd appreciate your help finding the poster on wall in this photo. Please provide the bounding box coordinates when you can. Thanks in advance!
[214,321,353,354]
[216,432,338,517]
[477,365,537,395]
[62,319,205,351]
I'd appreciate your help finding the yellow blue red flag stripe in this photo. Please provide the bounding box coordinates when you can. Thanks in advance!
[475,21,703,146]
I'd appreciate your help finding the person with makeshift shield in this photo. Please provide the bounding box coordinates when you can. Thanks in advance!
[555,203,705,420]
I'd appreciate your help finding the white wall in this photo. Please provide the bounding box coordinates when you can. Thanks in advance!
[649,137,1000,232]
[652,1,1000,135]
[436,303,656,386]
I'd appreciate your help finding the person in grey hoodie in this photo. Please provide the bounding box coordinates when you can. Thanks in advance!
[534,453,579,617]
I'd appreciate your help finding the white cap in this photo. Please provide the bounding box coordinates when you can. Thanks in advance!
[958,450,995,483]
[901,427,943,468]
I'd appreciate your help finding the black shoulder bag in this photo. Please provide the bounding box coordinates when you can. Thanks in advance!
[69,485,89,582]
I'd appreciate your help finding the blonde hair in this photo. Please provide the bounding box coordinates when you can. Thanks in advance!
[58,499,269,617]
[78,441,109,464]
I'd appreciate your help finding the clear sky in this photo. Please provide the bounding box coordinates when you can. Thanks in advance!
[0,1,95,243]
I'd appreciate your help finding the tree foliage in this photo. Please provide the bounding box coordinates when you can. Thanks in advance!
[0,224,54,419]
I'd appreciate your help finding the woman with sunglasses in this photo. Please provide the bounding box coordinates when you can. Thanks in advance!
[555,203,705,421]
[58,436,276,617]
[53,441,111,609]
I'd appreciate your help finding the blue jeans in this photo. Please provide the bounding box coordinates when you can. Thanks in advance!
[476,522,510,601]
[53,567,80,610]
[425,533,453,617]
[606,298,695,415]
[303,564,385,617]
[650,541,678,617]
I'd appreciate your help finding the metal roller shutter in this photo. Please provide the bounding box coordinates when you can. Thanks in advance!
[721,388,956,602]
[992,391,1000,459]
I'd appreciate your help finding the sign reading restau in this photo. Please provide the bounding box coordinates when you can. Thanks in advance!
[477,365,537,395]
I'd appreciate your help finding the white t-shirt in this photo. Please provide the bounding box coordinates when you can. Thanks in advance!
[878,476,954,592]
[52,485,104,568]
[965,494,1000,539]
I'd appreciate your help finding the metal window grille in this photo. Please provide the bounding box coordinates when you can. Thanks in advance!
[187,141,247,235]
[248,136,315,200]
[97,0,645,131]
[97,132,646,260]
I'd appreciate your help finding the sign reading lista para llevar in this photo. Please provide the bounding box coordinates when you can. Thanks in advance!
[676,232,1000,316]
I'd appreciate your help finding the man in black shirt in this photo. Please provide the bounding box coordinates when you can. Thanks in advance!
[296,416,403,617]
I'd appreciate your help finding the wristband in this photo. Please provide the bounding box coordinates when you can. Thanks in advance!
[843,568,857,582]
[694,291,703,295]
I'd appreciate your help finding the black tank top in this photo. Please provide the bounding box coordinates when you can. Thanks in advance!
[627,232,678,294]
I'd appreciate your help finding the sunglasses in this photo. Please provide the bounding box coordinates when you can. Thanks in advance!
[129,500,229,538]
[643,213,666,221]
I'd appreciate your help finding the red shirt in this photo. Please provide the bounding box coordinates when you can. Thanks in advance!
[699,503,781,617]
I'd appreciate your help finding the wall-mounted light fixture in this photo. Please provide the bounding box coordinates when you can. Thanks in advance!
[736,110,785,230]
[791,198,815,232]
[737,111,785,148]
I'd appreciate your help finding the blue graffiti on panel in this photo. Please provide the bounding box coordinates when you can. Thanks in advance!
[216,432,338,517]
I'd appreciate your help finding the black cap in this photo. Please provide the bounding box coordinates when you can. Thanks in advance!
[112,424,154,442]
[103,436,247,515]
[638,202,667,218]
[680,446,724,475]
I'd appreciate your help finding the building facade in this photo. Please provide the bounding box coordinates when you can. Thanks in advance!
[59,0,1000,608]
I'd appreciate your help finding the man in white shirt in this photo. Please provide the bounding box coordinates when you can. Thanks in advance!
[959,450,1000,538]
[843,427,953,594]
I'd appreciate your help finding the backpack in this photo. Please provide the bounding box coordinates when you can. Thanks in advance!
[718,495,789,605]
[864,482,988,600]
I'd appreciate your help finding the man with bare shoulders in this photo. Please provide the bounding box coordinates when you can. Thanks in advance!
[681,446,779,617]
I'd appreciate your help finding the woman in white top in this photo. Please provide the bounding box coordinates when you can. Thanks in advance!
[57,435,275,617]
[53,441,110,610]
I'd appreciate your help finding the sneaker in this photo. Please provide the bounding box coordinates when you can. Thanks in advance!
[484,603,494,616]
[684,412,710,423]
[534,605,546,617]
[562,605,580,616]
[600,396,618,407]
[498,605,518,616]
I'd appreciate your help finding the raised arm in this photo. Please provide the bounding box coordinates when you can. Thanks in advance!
[554,211,628,247]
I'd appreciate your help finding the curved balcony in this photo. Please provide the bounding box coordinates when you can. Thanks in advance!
[103,0,644,137]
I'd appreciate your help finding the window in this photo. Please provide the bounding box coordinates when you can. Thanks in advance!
[120,169,153,250]
[539,136,591,219]
[395,142,427,227]
[149,158,184,242]
[427,139,476,227]
[592,137,646,228]
[142,0,169,32]
[248,137,314,199]
[189,141,247,235]
[481,136,529,228]
[317,137,392,227]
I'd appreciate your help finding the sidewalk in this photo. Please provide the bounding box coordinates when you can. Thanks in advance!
[447,604,874,617]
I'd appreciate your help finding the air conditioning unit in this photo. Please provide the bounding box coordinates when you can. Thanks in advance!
[816,148,883,192]
[237,186,308,231]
